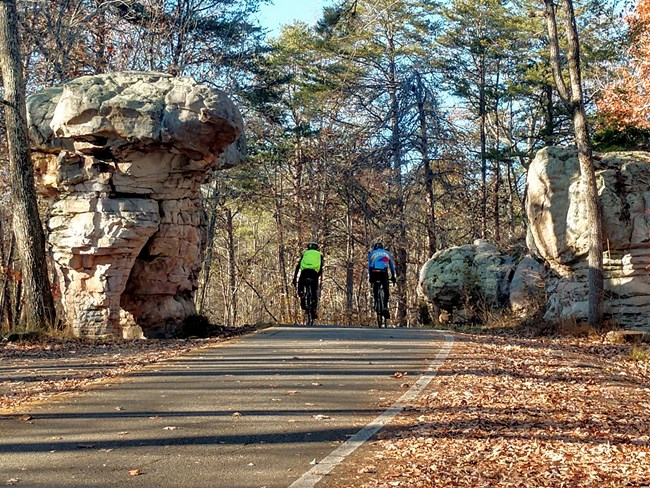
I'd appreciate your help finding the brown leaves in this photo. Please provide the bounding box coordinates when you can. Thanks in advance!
[128,469,143,476]
[597,0,650,129]
[0,336,233,413]
[327,334,650,488]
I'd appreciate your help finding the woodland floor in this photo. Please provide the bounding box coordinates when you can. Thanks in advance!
[2,326,650,487]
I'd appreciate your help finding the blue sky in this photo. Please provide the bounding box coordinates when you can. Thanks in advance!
[257,0,333,36]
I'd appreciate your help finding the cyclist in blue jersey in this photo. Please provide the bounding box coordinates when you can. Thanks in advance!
[293,242,324,316]
[368,242,396,318]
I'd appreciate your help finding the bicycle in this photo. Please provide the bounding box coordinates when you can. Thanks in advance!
[303,278,317,326]
[373,279,388,328]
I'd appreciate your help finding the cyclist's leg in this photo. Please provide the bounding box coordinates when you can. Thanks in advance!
[310,278,319,318]
[372,278,380,311]
[303,270,318,316]
[381,272,390,317]
[297,273,307,310]
[305,286,313,326]
[305,284,312,323]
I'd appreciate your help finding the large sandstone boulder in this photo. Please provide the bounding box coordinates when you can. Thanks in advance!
[418,240,516,321]
[28,72,243,338]
[509,256,547,318]
[527,146,650,329]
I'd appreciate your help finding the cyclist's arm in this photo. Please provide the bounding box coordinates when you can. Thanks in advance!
[389,255,396,281]
[318,255,325,287]
[367,251,374,273]
[292,256,301,287]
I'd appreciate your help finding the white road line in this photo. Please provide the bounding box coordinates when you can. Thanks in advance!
[289,331,455,488]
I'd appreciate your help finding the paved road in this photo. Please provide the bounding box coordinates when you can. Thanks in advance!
[1,325,453,488]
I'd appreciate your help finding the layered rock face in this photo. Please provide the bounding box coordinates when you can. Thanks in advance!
[527,147,650,329]
[28,72,243,338]
[420,147,650,329]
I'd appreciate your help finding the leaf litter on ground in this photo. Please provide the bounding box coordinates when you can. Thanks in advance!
[322,332,650,488]
[0,326,255,413]
[3,327,650,487]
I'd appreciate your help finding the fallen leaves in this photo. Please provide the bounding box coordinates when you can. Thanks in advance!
[4,329,650,488]
[128,469,143,476]
[0,334,249,413]
[326,334,650,488]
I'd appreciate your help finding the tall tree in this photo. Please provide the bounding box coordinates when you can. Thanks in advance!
[544,0,604,327]
[437,0,516,240]
[0,0,56,330]
[317,0,438,326]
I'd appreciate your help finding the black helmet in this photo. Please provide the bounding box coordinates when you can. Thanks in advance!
[373,242,384,250]
[307,241,319,250]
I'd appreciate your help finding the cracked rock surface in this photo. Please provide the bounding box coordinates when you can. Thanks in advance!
[28,72,243,338]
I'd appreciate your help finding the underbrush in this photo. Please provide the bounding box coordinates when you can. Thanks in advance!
[427,307,628,341]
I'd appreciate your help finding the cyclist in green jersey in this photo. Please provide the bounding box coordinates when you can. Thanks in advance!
[293,242,324,317]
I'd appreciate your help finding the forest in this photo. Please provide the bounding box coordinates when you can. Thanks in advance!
[0,0,645,332]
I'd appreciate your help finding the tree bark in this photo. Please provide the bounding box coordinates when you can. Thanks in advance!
[225,207,238,327]
[197,176,219,315]
[544,0,604,327]
[387,31,408,327]
[345,205,354,319]
[413,71,437,256]
[0,218,15,329]
[0,0,56,331]
[479,55,488,240]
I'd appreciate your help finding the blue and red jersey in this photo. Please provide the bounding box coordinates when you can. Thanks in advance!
[368,248,396,277]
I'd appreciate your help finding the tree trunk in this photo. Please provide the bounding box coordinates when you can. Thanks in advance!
[0,0,56,331]
[225,207,238,327]
[387,33,408,327]
[414,71,437,256]
[92,0,109,73]
[492,65,502,244]
[544,0,604,327]
[345,206,354,318]
[197,176,219,315]
[542,83,555,146]
[274,182,291,322]
[479,56,488,240]
[0,217,15,330]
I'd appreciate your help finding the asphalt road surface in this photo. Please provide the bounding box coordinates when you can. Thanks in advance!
[1,325,453,488]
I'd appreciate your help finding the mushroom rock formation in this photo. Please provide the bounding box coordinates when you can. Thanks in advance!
[27,72,244,338]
